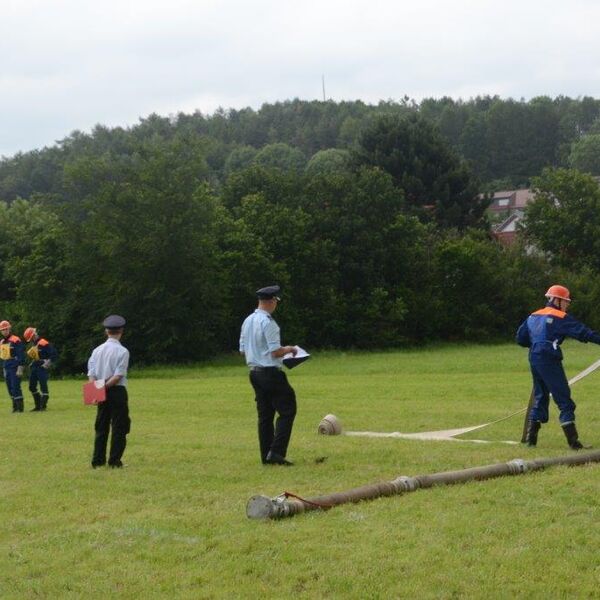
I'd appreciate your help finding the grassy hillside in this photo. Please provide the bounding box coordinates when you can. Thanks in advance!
[1,343,599,598]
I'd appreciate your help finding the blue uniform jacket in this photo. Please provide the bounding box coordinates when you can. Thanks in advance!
[516,305,600,364]
[0,334,26,369]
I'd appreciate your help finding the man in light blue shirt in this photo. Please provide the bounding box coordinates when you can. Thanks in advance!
[88,315,131,468]
[240,285,298,465]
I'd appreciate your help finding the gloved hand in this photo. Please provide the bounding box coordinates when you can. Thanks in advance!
[42,360,51,369]
[16,366,24,377]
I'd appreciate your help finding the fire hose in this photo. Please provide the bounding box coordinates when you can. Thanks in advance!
[247,450,600,519]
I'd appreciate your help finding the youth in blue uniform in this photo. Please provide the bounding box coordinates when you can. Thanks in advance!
[0,320,26,413]
[23,327,58,411]
[240,285,298,465]
[516,285,600,449]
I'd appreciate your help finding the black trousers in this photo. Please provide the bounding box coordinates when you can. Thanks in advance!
[249,368,296,462]
[92,385,131,466]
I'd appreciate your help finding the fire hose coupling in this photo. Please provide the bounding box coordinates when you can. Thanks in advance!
[391,476,419,492]
[506,459,528,474]
[246,495,293,519]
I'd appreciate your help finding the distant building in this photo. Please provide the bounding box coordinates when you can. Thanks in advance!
[492,209,525,246]
[488,189,534,217]
[487,189,535,246]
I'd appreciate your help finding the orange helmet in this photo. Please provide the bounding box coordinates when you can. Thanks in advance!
[545,285,571,303]
[23,327,37,342]
[0,320,11,330]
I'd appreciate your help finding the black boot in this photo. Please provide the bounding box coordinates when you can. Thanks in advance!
[265,451,294,466]
[11,398,18,413]
[40,393,48,411]
[30,392,41,411]
[15,397,24,413]
[562,423,585,450]
[526,420,541,447]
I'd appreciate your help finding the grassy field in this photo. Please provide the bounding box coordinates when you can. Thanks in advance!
[1,342,600,598]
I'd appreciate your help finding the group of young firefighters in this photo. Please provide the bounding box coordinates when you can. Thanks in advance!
[0,320,57,413]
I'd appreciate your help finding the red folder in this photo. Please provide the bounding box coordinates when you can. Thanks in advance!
[83,380,106,405]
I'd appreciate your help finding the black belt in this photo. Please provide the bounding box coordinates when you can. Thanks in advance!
[250,366,281,372]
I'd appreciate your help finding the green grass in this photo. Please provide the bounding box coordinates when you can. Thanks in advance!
[1,342,600,598]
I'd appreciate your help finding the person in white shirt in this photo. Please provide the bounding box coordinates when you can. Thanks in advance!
[240,285,298,465]
[88,315,130,468]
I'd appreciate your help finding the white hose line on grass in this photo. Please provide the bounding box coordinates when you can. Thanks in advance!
[344,430,519,444]
[343,406,525,443]
[318,358,600,444]
[319,409,523,444]
[567,357,600,386]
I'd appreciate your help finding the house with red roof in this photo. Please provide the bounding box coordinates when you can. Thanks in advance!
[487,189,535,245]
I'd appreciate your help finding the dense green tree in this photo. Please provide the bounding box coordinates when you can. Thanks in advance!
[221,165,303,210]
[337,116,362,148]
[1,199,70,359]
[459,113,490,179]
[14,135,229,368]
[353,113,488,229]
[0,199,65,323]
[558,266,600,331]
[568,134,600,175]
[229,192,320,344]
[523,168,600,270]
[420,97,470,148]
[223,145,258,178]
[430,232,536,339]
[522,96,561,175]
[298,168,426,346]
[0,147,66,202]
[485,100,530,183]
[225,165,431,348]
[305,149,351,177]
[587,116,600,135]
[254,143,306,172]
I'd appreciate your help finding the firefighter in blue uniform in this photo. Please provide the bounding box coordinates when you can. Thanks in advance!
[0,320,26,413]
[517,285,600,449]
[23,327,58,411]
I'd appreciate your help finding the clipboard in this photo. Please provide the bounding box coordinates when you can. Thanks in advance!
[282,346,311,369]
[83,380,106,405]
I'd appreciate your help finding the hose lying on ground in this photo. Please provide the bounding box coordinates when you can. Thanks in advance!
[318,413,521,444]
[246,450,600,519]
[317,414,343,435]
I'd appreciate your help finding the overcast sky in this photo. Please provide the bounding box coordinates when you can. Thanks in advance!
[2,0,600,157]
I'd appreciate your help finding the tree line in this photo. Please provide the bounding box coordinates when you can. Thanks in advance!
[1,105,600,371]
[3,96,600,203]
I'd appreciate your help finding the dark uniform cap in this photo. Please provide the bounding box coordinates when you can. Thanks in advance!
[256,285,281,300]
[103,315,126,329]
